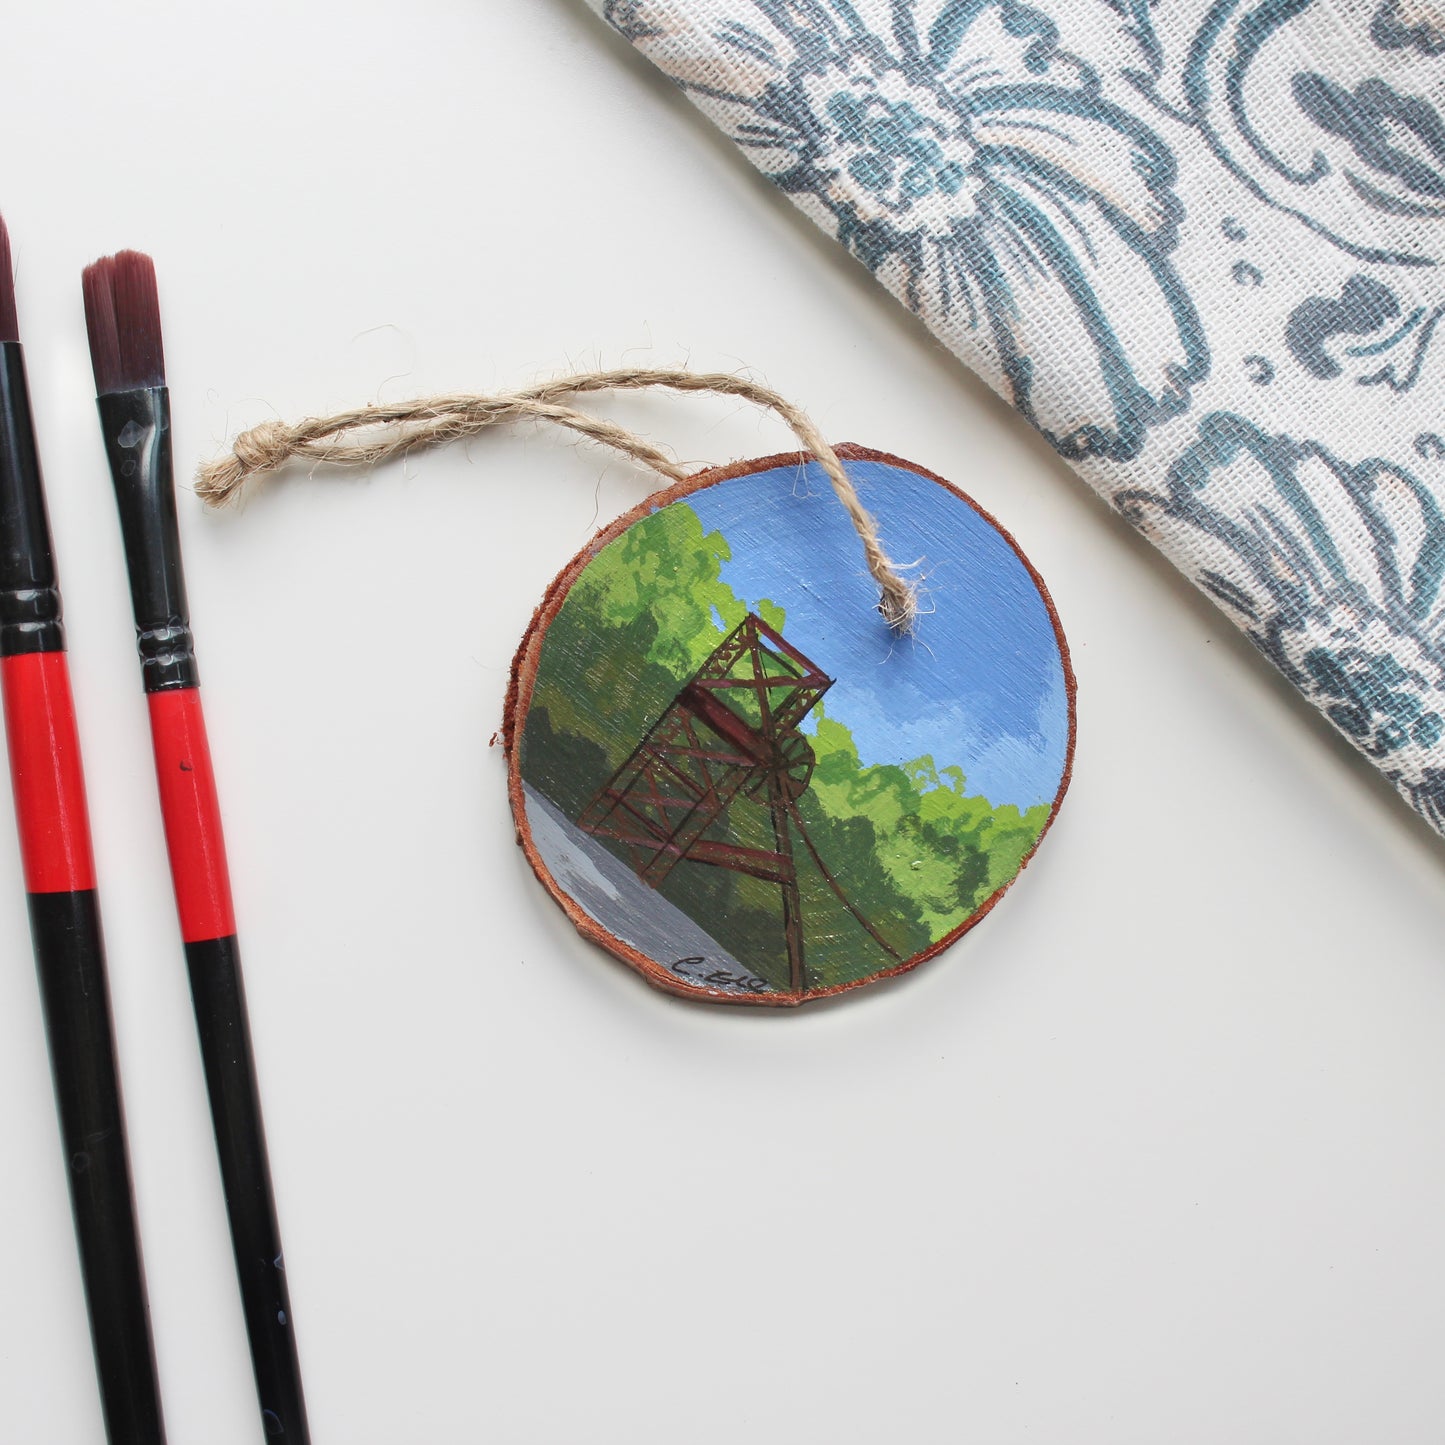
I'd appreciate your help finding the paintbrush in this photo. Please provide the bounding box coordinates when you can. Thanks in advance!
[0,215,167,1443]
[83,249,310,1443]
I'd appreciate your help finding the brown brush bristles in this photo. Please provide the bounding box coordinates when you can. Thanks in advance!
[0,214,17,345]
[82,250,164,394]
[81,264,121,394]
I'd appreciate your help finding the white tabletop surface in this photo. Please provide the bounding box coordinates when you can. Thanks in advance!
[3,3,1445,1442]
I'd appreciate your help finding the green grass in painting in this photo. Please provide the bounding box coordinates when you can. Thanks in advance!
[521,501,1050,990]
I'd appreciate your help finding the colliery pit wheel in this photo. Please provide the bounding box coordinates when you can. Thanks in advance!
[746,728,815,802]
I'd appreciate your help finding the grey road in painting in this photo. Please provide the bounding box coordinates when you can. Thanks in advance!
[522,783,773,996]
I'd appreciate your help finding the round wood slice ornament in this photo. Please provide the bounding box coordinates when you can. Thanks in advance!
[504,444,1074,1006]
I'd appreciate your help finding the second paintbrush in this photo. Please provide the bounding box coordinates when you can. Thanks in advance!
[82,251,310,1444]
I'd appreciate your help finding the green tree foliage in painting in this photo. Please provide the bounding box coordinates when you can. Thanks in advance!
[521,502,1051,990]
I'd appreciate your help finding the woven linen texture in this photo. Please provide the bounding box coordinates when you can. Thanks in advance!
[586,0,1445,834]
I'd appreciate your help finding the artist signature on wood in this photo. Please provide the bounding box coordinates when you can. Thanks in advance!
[670,958,771,993]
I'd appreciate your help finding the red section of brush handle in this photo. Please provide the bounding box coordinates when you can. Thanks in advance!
[147,687,235,943]
[1,651,97,893]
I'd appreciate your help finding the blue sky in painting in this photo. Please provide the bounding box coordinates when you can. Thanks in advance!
[682,458,1070,810]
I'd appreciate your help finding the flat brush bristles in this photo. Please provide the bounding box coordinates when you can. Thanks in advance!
[0,214,17,344]
[82,250,165,394]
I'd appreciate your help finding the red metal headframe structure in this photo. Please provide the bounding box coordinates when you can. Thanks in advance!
[578,613,832,993]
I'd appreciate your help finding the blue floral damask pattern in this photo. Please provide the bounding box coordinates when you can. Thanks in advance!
[1118,412,1445,825]
[589,0,1445,835]
[604,0,1208,462]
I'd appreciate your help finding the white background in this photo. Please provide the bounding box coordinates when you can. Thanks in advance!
[3,2,1445,1441]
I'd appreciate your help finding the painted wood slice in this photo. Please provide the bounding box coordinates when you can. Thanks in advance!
[504,445,1074,1006]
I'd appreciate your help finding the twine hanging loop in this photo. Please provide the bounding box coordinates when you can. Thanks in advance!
[196,369,917,630]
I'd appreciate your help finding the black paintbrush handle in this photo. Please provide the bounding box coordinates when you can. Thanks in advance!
[0,343,63,654]
[99,382,310,1443]
[145,685,310,1444]
[3,339,166,1443]
[30,891,168,1445]
[96,388,195,692]
[186,934,306,1443]
[145,685,310,1443]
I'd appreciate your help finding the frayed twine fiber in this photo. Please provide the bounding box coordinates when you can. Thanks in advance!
[196,368,916,630]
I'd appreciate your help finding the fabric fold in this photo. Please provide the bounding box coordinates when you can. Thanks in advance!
[584,0,1445,836]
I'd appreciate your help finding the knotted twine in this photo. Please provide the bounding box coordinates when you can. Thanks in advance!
[195,368,916,630]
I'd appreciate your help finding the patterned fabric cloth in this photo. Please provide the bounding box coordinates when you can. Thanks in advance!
[584,0,1445,836]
